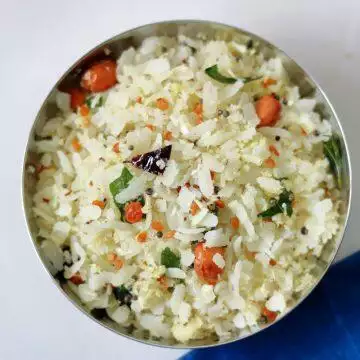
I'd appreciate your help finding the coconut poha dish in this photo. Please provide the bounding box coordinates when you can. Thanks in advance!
[28,33,343,343]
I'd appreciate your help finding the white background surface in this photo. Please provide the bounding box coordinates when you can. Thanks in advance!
[1,1,359,359]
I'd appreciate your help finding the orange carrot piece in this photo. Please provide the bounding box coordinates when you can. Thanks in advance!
[195,114,203,124]
[256,95,281,127]
[136,96,143,104]
[79,104,90,117]
[244,246,257,260]
[215,200,225,209]
[264,157,276,168]
[81,59,117,93]
[113,258,123,270]
[230,216,240,230]
[193,102,203,124]
[269,258,277,266]
[262,307,278,322]
[269,144,280,157]
[72,138,82,152]
[164,230,176,239]
[262,77,277,88]
[69,88,86,110]
[82,117,91,128]
[92,200,106,209]
[194,242,225,285]
[164,131,173,141]
[137,231,148,243]
[157,275,169,290]
[156,98,169,110]
[193,102,203,115]
[124,202,143,224]
[69,272,84,285]
[190,201,200,216]
[151,220,164,232]
[107,252,117,262]
[112,142,120,153]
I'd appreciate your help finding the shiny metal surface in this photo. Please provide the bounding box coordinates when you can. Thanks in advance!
[22,20,352,348]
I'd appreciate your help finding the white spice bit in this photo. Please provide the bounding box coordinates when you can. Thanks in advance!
[198,164,214,197]
[108,305,130,324]
[52,221,70,243]
[202,153,224,172]
[170,284,185,314]
[57,151,73,175]
[27,165,36,174]
[178,302,191,323]
[177,227,206,234]
[172,317,203,343]
[155,199,167,212]
[156,159,166,170]
[256,284,271,301]
[205,229,228,247]
[140,314,170,339]
[55,91,71,113]
[166,268,186,279]
[198,212,218,228]
[265,291,286,312]
[115,175,147,204]
[180,249,195,267]
[203,82,218,117]
[79,205,102,222]
[212,253,225,269]
[191,208,209,225]
[161,159,178,186]
[56,203,72,217]
[177,187,196,212]
[201,285,216,304]
[228,201,256,239]
[257,177,282,195]
[233,313,246,329]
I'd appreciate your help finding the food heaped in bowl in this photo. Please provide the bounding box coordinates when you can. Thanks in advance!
[23,22,350,347]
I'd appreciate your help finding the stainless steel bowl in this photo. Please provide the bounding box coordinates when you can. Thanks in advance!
[22,20,352,348]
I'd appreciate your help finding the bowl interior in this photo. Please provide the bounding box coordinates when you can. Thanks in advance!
[22,20,351,348]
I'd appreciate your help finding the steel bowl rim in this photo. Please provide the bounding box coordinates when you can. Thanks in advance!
[21,19,352,350]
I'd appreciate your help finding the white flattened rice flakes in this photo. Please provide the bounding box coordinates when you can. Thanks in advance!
[30,33,342,344]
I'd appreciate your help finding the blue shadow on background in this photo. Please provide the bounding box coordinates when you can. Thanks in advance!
[182,252,360,360]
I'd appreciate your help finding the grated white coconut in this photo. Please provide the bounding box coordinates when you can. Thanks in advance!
[31,33,341,344]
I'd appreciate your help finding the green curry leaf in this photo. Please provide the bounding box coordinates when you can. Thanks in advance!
[205,65,237,84]
[258,189,294,218]
[109,167,133,200]
[161,247,181,268]
[205,64,262,84]
[85,96,104,110]
[323,134,343,188]
[109,168,145,221]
